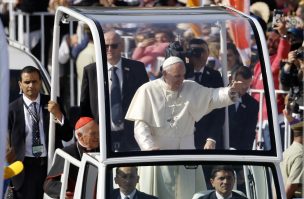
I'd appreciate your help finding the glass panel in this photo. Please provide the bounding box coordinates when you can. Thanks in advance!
[95,20,272,153]
[58,8,279,155]
[81,162,98,199]
[108,163,280,199]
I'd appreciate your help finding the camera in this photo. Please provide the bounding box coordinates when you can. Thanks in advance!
[165,41,203,76]
[272,9,284,28]
[295,49,304,60]
[286,91,303,119]
[285,16,298,29]
[165,41,204,61]
[165,41,188,61]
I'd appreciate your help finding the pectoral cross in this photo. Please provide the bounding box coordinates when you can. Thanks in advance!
[167,103,182,127]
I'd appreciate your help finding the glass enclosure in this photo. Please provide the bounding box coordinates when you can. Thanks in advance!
[105,162,281,199]
[56,6,282,156]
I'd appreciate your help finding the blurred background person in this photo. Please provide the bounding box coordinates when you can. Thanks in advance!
[280,46,303,147]
[132,29,174,80]
[76,25,95,104]
[251,18,290,150]
[185,38,225,149]
[228,66,259,150]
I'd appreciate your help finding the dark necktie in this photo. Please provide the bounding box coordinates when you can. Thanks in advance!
[194,72,201,82]
[111,67,123,125]
[124,197,130,199]
[31,102,42,157]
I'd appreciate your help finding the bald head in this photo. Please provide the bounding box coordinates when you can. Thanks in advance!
[115,167,139,195]
[104,31,123,65]
[104,31,121,42]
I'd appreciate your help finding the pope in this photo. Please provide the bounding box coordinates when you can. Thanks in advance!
[126,56,245,150]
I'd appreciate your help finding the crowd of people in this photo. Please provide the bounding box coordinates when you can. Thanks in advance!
[1,0,303,199]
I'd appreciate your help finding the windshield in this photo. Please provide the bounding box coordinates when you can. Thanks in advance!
[56,6,283,157]
[106,162,281,199]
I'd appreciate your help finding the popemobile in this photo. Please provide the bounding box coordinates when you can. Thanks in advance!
[0,1,293,198]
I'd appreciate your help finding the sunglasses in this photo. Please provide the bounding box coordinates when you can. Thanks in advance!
[105,43,119,49]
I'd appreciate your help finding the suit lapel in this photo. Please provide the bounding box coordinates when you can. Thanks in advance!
[133,190,138,199]
[211,191,217,199]
[238,96,247,113]
[16,97,26,140]
[121,58,130,100]
[40,94,50,147]
[201,67,210,85]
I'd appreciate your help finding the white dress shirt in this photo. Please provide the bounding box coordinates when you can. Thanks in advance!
[119,189,136,199]
[215,191,233,199]
[23,94,47,157]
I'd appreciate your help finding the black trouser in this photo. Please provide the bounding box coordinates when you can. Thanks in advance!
[111,130,140,152]
[13,157,47,199]
[111,130,124,152]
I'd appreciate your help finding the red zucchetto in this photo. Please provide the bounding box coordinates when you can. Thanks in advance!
[75,117,94,130]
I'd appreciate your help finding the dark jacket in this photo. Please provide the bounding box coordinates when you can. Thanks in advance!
[198,190,248,199]
[228,93,259,150]
[80,58,149,122]
[8,94,73,189]
[111,188,158,199]
[80,58,148,150]
[186,65,225,149]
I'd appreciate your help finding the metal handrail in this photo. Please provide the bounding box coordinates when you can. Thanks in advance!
[249,89,290,150]
[44,148,81,199]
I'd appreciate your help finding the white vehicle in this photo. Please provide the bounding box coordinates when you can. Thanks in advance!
[0,19,10,198]
[46,5,289,199]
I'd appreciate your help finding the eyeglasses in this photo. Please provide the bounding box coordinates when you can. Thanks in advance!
[116,174,137,180]
[105,43,119,49]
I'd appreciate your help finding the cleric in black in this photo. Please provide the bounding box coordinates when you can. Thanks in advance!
[44,117,99,198]
[7,66,73,199]
[80,31,149,152]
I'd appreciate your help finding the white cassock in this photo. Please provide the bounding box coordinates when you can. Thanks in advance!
[125,78,234,199]
[125,78,233,150]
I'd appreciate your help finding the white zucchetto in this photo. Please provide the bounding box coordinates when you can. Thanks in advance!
[162,56,184,71]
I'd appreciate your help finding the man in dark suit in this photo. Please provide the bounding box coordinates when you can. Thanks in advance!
[228,66,259,150]
[186,38,225,149]
[7,66,73,199]
[197,166,248,199]
[112,166,158,199]
[80,31,149,152]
